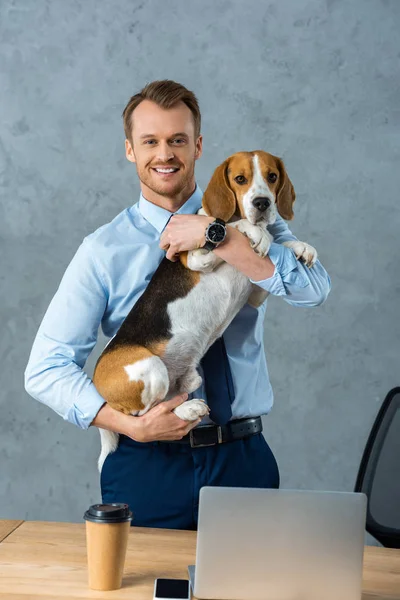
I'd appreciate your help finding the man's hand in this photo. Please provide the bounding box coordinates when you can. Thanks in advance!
[160,214,213,261]
[130,393,202,442]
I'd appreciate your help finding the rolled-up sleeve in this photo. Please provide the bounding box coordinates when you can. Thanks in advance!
[24,238,107,429]
[250,216,331,307]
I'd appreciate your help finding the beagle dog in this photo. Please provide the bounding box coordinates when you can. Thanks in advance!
[94,151,317,471]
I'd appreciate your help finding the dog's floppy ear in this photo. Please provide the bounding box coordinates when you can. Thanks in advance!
[276,157,295,220]
[202,159,237,221]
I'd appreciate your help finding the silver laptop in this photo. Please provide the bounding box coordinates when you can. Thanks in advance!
[188,486,367,600]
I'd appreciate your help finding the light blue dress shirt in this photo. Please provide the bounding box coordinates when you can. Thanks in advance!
[24,185,331,430]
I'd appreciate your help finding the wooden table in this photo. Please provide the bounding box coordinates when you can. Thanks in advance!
[0,520,23,543]
[0,520,399,599]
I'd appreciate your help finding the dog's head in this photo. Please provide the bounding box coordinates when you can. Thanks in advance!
[202,150,295,224]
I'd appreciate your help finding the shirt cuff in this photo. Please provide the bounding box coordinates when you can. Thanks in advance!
[66,383,106,430]
[250,242,309,295]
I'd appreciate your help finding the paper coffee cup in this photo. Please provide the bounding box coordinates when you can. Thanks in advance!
[83,503,132,591]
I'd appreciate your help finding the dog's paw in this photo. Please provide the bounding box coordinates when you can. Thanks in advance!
[283,241,318,267]
[233,221,272,257]
[254,229,273,257]
[173,399,210,421]
[187,248,222,273]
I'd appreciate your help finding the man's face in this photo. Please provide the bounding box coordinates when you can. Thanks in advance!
[125,100,202,200]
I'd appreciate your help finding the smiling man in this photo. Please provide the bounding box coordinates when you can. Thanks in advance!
[25,80,331,530]
[128,99,200,211]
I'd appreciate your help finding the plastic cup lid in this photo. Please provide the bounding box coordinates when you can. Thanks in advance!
[83,503,132,523]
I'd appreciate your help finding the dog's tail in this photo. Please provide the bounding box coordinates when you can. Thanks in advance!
[98,429,119,473]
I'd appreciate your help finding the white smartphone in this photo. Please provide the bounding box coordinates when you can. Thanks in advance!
[153,578,190,600]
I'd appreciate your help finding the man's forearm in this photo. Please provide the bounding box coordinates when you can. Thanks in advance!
[91,402,140,438]
[213,227,275,281]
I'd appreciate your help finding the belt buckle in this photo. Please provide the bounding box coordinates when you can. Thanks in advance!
[190,426,223,448]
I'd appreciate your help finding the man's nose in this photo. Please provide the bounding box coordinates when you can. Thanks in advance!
[252,197,271,212]
[157,142,174,162]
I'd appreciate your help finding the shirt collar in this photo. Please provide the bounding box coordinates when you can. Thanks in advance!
[137,184,203,233]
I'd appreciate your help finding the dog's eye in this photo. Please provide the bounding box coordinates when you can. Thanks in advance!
[267,173,277,183]
[234,175,247,185]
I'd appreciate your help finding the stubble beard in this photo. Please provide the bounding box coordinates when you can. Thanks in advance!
[136,158,196,198]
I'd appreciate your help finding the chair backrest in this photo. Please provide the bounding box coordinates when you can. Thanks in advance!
[354,387,400,548]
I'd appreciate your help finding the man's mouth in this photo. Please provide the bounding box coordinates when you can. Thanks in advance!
[152,166,180,175]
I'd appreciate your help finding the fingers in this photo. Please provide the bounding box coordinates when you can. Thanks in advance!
[157,419,201,441]
[159,239,169,251]
[159,228,171,250]
[183,418,202,435]
[160,229,179,260]
[165,247,179,262]
[159,235,172,252]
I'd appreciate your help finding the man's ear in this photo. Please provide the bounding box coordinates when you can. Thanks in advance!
[202,159,237,221]
[125,139,136,164]
[194,135,203,160]
[276,157,295,220]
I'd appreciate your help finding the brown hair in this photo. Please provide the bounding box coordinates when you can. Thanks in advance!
[122,80,201,145]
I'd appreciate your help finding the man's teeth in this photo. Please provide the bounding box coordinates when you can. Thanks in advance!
[155,168,178,173]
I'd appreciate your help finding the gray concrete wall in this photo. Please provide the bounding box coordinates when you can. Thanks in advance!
[1,0,399,523]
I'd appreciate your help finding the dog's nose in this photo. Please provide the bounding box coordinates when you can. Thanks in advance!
[252,197,271,212]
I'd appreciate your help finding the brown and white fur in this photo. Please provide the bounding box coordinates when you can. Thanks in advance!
[93,151,317,471]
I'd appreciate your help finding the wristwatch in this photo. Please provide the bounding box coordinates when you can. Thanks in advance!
[203,218,227,251]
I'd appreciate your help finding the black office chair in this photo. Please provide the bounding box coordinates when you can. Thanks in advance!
[354,387,400,549]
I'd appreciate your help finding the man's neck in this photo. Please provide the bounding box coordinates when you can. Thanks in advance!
[140,182,197,213]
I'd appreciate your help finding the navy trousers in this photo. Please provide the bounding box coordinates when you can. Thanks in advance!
[100,432,280,530]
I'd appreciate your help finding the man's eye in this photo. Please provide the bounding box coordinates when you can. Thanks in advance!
[234,175,247,185]
[267,173,277,183]
[144,140,156,145]
[173,139,185,144]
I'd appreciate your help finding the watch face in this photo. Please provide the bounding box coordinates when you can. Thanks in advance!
[208,223,226,243]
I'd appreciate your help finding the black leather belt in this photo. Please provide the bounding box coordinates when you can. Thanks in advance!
[161,417,263,448]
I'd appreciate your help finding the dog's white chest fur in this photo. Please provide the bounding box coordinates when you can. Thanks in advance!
[163,262,252,391]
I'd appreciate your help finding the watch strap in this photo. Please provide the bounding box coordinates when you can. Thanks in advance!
[203,239,217,251]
